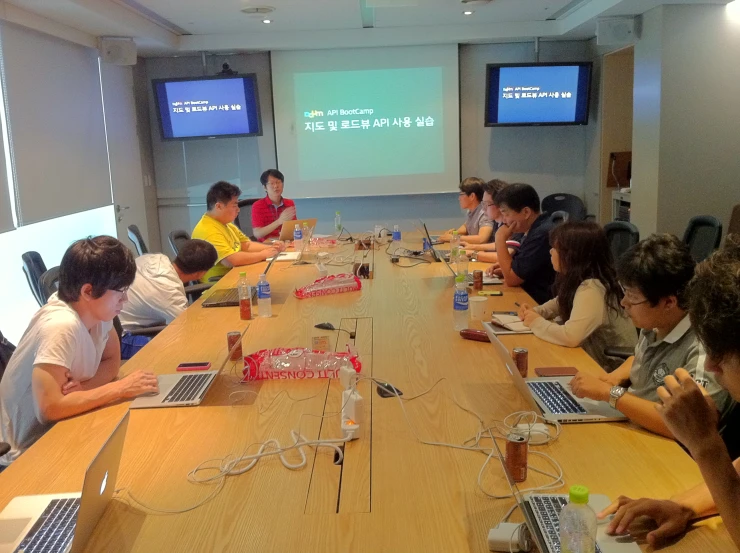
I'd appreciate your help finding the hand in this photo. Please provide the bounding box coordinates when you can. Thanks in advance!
[272,240,287,253]
[569,372,611,402]
[439,233,453,243]
[600,496,694,547]
[61,371,83,395]
[263,247,279,260]
[520,309,542,328]
[117,370,159,399]
[485,263,501,278]
[517,302,533,319]
[656,368,720,455]
[497,223,514,240]
[277,207,296,223]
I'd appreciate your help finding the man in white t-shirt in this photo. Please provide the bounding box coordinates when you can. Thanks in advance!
[0,236,159,467]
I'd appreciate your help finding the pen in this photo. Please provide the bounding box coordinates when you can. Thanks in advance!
[514,302,521,307]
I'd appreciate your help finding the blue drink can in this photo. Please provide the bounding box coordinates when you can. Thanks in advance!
[422,238,430,251]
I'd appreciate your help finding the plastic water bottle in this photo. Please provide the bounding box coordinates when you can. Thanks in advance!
[238,272,252,320]
[450,230,461,263]
[335,211,342,233]
[391,225,402,256]
[453,274,469,331]
[293,223,303,253]
[559,485,597,553]
[257,273,272,318]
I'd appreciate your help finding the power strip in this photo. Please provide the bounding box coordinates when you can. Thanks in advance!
[487,523,532,552]
[341,389,363,440]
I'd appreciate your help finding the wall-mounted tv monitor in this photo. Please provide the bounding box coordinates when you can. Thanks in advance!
[152,74,262,140]
[485,62,592,127]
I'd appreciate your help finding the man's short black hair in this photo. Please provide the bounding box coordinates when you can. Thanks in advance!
[173,239,218,274]
[493,183,541,213]
[617,233,696,309]
[459,177,486,202]
[58,236,136,303]
[482,179,509,199]
[206,181,241,211]
[260,169,284,187]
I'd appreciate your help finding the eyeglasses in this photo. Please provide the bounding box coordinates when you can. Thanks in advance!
[619,283,649,307]
[112,287,129,296]
[481,201,495,208]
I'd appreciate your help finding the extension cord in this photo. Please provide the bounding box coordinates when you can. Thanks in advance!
[341,389,363,440]
[487,523,532,552]
[339,366,358,390]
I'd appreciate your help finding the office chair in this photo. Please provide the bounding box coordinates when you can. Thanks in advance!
[168,229,191,256]
[127,224,149,256]
[682,215,722,263]
[22,251,48,307]
[604,221,640,262]
[727,203,740,242]
[0,329,15,383]
[550,210,569,225]
[38,267,61,304]
[541,193,587,221]
[234,198,262,240]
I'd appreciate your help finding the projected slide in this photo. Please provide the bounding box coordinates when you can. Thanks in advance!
[294,67,444,181]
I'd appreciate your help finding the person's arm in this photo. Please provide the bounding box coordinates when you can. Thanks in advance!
[459,224,493,245]
[461,242,496,252]
[476,251,498,263]
[79,328,120,390]
[531,297,559,320]
[252,206,296,240]
[608,356,634,386]
[494,223,524,287]
[223,243,278,268]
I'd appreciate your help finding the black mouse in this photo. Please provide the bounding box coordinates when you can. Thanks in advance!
[376,382,403,398]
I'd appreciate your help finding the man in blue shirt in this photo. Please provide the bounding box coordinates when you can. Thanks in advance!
[486,183,555,304]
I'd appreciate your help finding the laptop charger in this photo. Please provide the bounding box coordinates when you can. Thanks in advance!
[487,523,532,552]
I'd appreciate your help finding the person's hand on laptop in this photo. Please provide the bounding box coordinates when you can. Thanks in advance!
[117,370,159,399]
[438,231,454,243]
[272,240,286,253]
[262,247,279,260]
[598,496,694,547]
[485,263,502,278]
[277,207,296,223]
[569,372,611,402]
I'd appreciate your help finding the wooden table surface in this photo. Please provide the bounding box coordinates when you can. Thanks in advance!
[0,236,733,552]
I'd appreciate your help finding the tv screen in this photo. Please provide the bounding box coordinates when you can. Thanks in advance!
[152,75,262,140]
[485,63,592,127]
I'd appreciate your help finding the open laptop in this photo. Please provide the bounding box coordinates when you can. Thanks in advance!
[489,430,640,553]
[278,218,317,241]
[482,324,627,423]
[202,254,280,308]
[439,251,502,285]
[0,412,129,553]
[129,327,245,409]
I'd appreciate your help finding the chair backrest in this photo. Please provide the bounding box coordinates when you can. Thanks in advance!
[603,221,640,262]
[38,266,61,304]
[728,203,740,241]
[168,229,191,256]
[0,330,16,383]
[550,210,569,225]
[682,215,723,263]
[127,224,148,256]
[541,193,587,221]
[234,198,262,240]
[21,251,48,307]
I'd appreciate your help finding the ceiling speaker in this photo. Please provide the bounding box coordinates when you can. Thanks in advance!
[597,18,637,46]
[99,38,137,66]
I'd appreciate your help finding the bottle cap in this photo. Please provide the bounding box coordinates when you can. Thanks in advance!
[295,223,300,229]
[455,275,466,283]
[568,485,589,504]
[336,211,340,215]
[259,273,266,278]
[453,230,458,235]
[239,272,246,277]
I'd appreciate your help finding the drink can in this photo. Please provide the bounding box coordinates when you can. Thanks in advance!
[422,237,430,251]
[227,331,243,361]
[505,432,528,483]
[472,270,484,290]
[512,347,528,378]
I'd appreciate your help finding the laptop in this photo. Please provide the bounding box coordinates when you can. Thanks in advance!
[489,430,640,553]
[278,218,317,241]
[418,220,443,262]
[129,327,245,409]
[0,412,129,553]
[482,324,627,423]
[202,254,280,308]
[439,252,502,285]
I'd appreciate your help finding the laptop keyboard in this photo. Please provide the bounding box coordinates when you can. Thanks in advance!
[163,373,212,404]
[14,497,79,553]
[528,381,587,415]
[529,495,603,553]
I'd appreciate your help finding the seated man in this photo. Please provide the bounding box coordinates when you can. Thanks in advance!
[117,239,217,358]
[569,234,731,437]
[439,177,493,245]
[251,169,297,242]
[193,181,281,282]
[485,183,556,304]
[0,236,159,467]
[599,237,740,550]
[461,179,522,263]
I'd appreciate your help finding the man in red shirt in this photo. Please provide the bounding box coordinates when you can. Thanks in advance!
[251,169,297,241]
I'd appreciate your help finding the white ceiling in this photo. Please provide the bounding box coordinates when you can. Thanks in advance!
[2,0,733,55]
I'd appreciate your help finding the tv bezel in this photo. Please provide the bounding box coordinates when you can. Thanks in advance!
[484,62,593,128]
[152,73,263,141]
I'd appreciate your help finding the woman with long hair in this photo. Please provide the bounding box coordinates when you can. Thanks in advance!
[518,221,637,371]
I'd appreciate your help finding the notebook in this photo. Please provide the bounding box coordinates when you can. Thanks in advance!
[488,313,532,334]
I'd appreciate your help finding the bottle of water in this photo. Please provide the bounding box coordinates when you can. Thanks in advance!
[238,271,252,320]
[302,221,311,250]
[335,211,342,233]
[293,223,303,253]
[559,485,597,553]
[450,230,461,264]
[453,274,469,331]
[257,273,272,318]
[391,225,402,256]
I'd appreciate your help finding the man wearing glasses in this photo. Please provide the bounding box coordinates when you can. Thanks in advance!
[438,177,493,244]
[251,169,297,242]
[0,237,159,467]
[569,234,731,438]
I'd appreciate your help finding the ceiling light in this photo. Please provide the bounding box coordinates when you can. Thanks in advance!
[463,10,473,15]
[262,19,271,24]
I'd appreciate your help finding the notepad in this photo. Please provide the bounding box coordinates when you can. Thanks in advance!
[267,251,302,261]
[488,314,532,335]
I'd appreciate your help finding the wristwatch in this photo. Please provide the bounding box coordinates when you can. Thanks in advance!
[609,385,627,409]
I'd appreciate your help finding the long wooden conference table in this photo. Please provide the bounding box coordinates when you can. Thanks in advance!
[0,236,734,552]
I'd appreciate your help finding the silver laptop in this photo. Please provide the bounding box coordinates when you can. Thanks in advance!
[278,218,317,241]
[483,323,627,423]
[0,412,129,553]
[202,254,280,308]
[490,431,640,553]
[438,251,502,285]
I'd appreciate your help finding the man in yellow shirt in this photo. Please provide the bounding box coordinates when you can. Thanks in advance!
[192,181,282,282]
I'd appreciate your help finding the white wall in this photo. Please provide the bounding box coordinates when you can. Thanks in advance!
[632,4,740,237]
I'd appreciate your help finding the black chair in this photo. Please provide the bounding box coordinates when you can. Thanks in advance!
[541,193,587,222]
[550,210,570,225]
[727,203,740,242]
[682,215,722,263]
[38,267,60,304]
[604,221,640,261]
[0,329,16,384]
[127,224,148,256]
[22,251,48,307]
[234,198,262,240]
[168,229,190,256]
